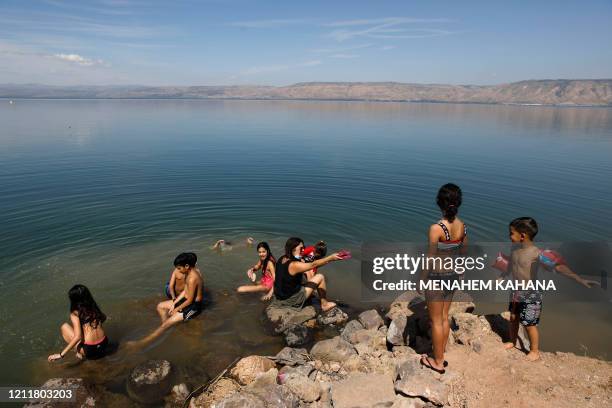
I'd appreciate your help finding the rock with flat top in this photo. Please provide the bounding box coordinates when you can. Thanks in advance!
[331,373,396,408]
[265,304,317,334]
[310,337,357,362]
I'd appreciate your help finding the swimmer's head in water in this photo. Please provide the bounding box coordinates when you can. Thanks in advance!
[285,237,304,259]
[436,183,462,222]
[174,252,197,268]
[69,284,106,328]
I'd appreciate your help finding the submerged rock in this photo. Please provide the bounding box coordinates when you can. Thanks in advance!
[284,324,313,347]
[24,378,131,408]
[127,359,174,404]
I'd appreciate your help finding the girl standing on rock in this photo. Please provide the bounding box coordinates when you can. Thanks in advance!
[237,241,276,301]
[421,183,468,374]
[48,284,109,361]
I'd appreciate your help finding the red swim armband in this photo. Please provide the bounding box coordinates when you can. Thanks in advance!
[538,249,566,271]
[492,252,509,273]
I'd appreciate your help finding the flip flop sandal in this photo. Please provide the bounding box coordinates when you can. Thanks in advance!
[420,355,446,374]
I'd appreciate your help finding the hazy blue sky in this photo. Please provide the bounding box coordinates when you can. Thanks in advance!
[1,0,611,86]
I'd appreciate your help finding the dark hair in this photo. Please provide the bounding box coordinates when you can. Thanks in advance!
[68,285,106,329]
[509,217,538,239]
[256,242,275,271]
[173,252,197,268]
[284,237,304,258]
[436,183,462,222]
[314,241,327,258]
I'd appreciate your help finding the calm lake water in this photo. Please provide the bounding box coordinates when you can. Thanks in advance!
[1,99,611,388]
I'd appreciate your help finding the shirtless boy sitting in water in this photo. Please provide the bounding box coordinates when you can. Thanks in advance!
[129,252,204,347]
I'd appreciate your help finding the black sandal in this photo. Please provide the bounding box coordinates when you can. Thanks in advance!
[420,355,446,374]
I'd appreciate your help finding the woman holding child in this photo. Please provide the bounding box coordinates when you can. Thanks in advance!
[420,183,467,374]
[273,237,345,312]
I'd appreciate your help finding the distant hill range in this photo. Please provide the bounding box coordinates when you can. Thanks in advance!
[1,80,611,106]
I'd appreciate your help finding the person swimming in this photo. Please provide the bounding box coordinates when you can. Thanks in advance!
[211,237,255,251]
[48,285,109,362]
[237,241,276,300]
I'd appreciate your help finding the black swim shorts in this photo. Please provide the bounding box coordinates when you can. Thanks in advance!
[508,291,542,326]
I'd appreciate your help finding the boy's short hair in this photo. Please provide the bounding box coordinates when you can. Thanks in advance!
[174,252,197,268]
[509,217,538,239]
[314,241,327,258]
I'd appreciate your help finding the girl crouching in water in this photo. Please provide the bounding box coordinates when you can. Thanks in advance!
[48,284,109,362]
[237,242,276,301]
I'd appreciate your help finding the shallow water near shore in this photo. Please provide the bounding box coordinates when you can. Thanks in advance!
[0,99,611,388]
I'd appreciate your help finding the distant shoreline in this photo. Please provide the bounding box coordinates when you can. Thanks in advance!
[2,79,611,106]
[2,97,611,108]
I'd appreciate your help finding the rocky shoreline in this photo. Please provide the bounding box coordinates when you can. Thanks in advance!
[27,291,611,407]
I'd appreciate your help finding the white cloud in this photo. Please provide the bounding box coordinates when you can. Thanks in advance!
[330,54,359,59]
[325,17,454,42]
[54,53,104,66]
[325,17,450,27]
[229,19,312,28]
[311,43,372,54]
[299,60,322,67]
[381,45,396,51]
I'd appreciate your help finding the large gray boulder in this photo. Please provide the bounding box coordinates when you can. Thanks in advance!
[331,373,396,408]
[310,336,357,362]
[127,360,174,404]
[358,309,384,330]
